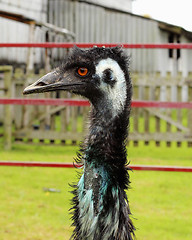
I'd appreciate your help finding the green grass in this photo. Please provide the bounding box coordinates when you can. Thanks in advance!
[0,166,75,240]
[129,109,189,133]
[128,141,192,166]
[129,170,192,240]
[0,142,192,240]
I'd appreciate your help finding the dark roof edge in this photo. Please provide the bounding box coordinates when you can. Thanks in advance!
[0,10,75,38]
[158,21,192,40]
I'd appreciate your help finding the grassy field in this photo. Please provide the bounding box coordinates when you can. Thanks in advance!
[0,141,192,240]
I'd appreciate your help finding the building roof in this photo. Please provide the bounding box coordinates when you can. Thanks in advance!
[158,21,192,40]
[81,0,132,13]
[79,0,192,40]
[1,6,192,41]
[0,10,75,39]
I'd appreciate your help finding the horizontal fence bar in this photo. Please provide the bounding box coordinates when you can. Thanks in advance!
[1,43,192,49]
[0,161,192,172]
[0,98,192,108]
[0,161,76,168]
[132,100,192,109]
[131,165,192,172]
[0,98,90,106]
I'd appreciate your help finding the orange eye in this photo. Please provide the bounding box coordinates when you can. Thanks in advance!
[77,67,88,76]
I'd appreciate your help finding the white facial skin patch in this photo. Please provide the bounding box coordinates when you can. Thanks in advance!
[95,58,127,117]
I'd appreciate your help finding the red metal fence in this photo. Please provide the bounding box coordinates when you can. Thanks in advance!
[0,98,192,108]
[1,43,192,49]
[0,42,191,171]
[0,161,192,172]
[1,42,192,109]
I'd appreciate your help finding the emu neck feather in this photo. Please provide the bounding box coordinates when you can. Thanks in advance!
[71,110,134,240]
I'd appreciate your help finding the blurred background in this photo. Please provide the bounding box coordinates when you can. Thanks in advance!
[0,1,192,240]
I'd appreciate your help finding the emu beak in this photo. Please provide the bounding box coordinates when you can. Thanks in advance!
[23,70,85,95]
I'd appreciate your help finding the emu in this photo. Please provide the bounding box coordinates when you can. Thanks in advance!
[23,46,135,240]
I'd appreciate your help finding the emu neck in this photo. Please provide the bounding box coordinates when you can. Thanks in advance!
[82,104,129,202]
[85,104,129,172]
[84,106,128,194]
[72,103,134,240]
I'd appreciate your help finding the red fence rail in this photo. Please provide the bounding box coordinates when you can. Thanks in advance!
[0,99,192,109]
[1,43,192,49]
[0,161,192,172]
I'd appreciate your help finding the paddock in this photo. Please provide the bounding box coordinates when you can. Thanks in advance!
[0,143,192,240]
[0,43,192,240]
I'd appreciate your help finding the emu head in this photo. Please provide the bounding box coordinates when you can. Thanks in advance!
[23,47,131,118]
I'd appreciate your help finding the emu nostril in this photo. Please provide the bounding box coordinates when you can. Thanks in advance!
[35,82,47,87]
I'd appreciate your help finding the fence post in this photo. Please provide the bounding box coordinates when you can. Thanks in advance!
[1,66,13,150]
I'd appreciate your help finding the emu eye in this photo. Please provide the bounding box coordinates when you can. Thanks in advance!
[77,67,88,77]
